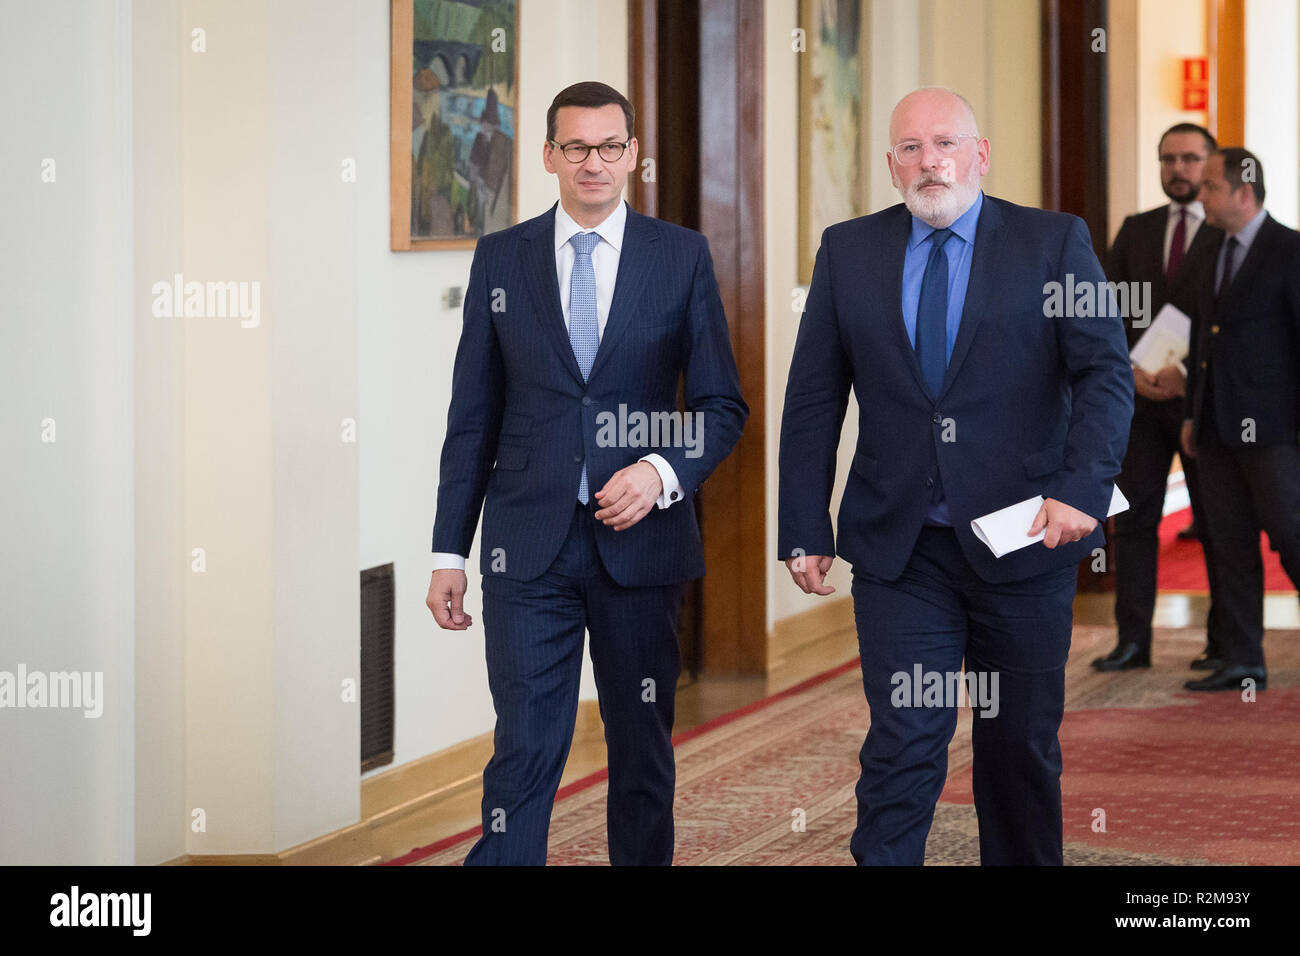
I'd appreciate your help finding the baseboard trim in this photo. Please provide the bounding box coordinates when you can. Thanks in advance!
[768,596,855,667]
[167,699,607,866]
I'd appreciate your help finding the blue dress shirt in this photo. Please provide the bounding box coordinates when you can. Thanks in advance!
[901,189,984,525]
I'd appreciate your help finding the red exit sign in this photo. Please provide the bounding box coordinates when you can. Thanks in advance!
[1182,57,1209,110]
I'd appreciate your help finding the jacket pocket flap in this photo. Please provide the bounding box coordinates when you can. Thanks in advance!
[852,451,877,480]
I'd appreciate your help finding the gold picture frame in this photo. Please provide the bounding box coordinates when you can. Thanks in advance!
[390,0,520,251]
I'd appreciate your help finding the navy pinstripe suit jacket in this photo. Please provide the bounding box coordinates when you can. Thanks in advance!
[432,201,749,586]
[778,196,1134,584]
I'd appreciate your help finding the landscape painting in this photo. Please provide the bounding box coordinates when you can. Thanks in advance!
[798,0,869,283]
[390,0,518,250]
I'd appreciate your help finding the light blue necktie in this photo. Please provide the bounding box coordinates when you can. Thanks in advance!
[569,231,600,503]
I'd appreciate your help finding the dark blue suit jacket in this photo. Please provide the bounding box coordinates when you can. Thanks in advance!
[433,201,748,586]
[1182,213,1300,448]
[778,195,1133,584]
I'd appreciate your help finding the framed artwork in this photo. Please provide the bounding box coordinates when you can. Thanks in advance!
[390,0,519,251]
[798,0,869,283]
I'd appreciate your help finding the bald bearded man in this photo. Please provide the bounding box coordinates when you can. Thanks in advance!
[778,88,1133,865]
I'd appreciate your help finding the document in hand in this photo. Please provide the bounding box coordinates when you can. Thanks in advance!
[1130,304,1191,376]
[971,485,1130,558]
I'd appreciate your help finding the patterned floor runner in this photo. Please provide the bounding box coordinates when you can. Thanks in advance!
[398,624,1299,865]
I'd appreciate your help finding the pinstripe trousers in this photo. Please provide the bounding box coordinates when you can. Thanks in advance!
[464,501,685,865]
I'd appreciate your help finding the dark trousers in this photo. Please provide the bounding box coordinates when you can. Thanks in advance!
[849,527,1077,866]
[1113,394,1222,655]
[1193,429,1300,670]
[464,502,684,866]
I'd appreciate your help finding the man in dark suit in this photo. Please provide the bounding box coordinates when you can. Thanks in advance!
[778,88,1132,865]
[426,81,748,864]
[1180,147,1300,692]
[1093,124,1225,673]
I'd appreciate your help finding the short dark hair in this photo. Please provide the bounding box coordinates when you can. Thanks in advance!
[1215,146,1266,205]
[1158,122,1216,156]
[546,81,635,143]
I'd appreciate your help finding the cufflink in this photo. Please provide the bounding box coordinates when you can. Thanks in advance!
[671,491,680,500]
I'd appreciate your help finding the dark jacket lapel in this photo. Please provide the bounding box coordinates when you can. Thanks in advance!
[879,206,933,400]
[939,194,1005,400]
[520,203,585,386]
[587,203,659,384]
[1218,214,1278,316]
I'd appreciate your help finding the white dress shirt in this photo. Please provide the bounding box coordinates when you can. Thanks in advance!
[432,200,683,572]
[1162,199,1205,270]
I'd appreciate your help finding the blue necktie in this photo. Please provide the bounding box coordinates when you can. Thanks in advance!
[915,227,953,397]
[569,231,600,503]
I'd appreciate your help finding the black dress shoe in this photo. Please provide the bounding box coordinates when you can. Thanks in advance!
[1184,665,1267,692]
[1190,655,1224,671]
[1091,643,1151,671]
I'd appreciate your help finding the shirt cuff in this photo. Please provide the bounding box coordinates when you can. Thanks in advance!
[431,552,467,572]
[639,453,683,509]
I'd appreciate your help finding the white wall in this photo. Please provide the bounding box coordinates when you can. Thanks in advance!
[1245,0,1299,228]
[0,0,136,864]
[359,0,627,775]
[133,0,187,868]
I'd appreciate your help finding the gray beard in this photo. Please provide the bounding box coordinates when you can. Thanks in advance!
[900,177,980,228]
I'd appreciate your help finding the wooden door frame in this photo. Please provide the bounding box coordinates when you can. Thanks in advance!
[629,0,767,675]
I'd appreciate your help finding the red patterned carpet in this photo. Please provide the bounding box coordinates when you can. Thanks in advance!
[1157,506,1295,593]
[393,624,1300,866]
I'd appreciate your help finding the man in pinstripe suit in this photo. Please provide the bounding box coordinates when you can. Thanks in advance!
[426,82,748,865]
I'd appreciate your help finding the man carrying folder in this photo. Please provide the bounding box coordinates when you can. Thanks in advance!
[1093,123,1225,674]
[778,88,1132,865]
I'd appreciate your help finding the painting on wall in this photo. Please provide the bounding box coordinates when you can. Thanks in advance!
[798,0,869,283]
[390,0,519,251]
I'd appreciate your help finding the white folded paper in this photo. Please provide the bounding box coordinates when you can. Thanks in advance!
[971,485,1130,558]
[1131,304,1191,376]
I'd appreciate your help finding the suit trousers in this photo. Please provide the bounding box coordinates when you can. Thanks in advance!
[464,501,685,866]
[1113,393,1222,655]
[1193,425,1300,670]
[849,526,1077,865]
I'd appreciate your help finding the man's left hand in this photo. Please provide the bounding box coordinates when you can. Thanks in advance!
[1028,497,1098,549]
[594,461,663,531]
[1153,363,1186,398]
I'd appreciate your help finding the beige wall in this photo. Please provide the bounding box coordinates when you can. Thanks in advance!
[1134,0,1209,219]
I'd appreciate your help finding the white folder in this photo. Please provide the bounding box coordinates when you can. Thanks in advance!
[971,485,1130,558]
[1130,304,1191,376]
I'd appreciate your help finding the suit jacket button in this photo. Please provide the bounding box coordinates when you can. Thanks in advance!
[573,454,583,463]
[1201,361,1207,368]
[932,412,942,424]
[1211,325,1220,334]
[582,396,592,406]
[926,477,935,487]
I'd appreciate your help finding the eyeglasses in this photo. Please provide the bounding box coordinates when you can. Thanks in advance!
[1159,153,1208,167]
[889,134,979,167]
[548,140,631,163]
